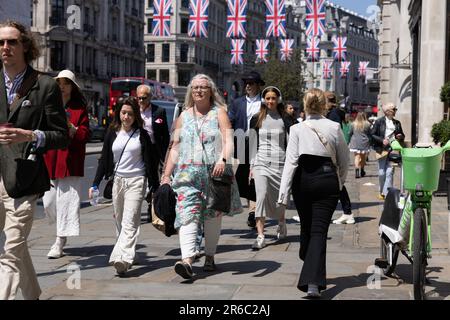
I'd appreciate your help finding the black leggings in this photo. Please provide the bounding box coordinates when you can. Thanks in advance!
[292,155,340,292]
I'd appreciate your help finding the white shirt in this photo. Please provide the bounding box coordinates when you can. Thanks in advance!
[246,94,261,132]
[141,105,155,143]
[385,118,396,140]
[277,115,350,205]
[112,130,146,178]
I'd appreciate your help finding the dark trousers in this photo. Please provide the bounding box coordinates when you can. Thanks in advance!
[292,155,340,292]
[340,185,352,215]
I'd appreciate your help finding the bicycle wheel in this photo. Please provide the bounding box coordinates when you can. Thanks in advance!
[380,236,399,276]
[413,207,427,300]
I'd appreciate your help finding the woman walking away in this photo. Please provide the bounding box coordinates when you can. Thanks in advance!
[249,86,296,249]
[44,70,90,259]
[349,112,371,179]
[278,88,349,298]
[162,74,242,280]
[89,96,160,276]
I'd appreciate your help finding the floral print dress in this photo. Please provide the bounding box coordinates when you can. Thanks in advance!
[172,106,242,229]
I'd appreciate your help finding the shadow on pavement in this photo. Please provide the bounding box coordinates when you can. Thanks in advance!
[319,273,372,299]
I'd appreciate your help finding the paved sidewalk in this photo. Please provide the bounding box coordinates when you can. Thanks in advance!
[15,155,450,299]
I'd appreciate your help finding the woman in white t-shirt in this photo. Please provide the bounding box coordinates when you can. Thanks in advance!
[89,96,160,276]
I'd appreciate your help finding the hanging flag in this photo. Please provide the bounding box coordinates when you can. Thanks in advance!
[340,61,351,78]
[306,36,320,62]
[305,0,326,37]
[279,38,294,62]
[358,61,370,78]
[188,0,209,38]
[226,0,247,38]
[332,36,347,61]
[255,39,269,63]
[265,0,286,38]
[152,0,172,36]
[231,39,245,65]
[322,61,333,79]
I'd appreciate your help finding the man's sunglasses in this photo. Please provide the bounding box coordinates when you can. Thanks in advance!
[0,39,20,46]
[245,81,257,86]
[138,96,149,101]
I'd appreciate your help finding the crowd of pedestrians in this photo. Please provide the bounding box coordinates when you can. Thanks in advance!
[0,20,408,300]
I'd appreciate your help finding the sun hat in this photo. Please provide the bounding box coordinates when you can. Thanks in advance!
[55,70,81,89]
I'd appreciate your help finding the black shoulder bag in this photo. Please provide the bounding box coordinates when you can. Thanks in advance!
[193,107,233,213]
[103,128,138,199]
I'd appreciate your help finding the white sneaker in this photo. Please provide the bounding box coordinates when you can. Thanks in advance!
[47,237,66,259]
[292,215,300,222]
[333,214,355,224]
[252,235,266,250]
[307,284,321,298]
[276,223,287,240]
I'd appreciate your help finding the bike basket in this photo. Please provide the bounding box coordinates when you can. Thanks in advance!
[401,148,443,192]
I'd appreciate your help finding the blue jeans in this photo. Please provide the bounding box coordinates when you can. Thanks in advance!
[378,157,394,196]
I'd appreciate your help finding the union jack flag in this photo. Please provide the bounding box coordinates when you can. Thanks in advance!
[152,0,172,37]
[255,39,269,63]
[322,61,333,79]
[231,39,245,65]
[332,36,347,61]
[226,0,247,38]
[306,36,320,62]
[305,0,326,37]
[358,61,370,78]
[188,0,209,38]
[279,38,294,62]
[340,61,351,78]
[265,0,286,38]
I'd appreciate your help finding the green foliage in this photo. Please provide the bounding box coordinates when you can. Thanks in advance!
[255,48,305,105]
[440,81,450,104]
[431,119,450,145]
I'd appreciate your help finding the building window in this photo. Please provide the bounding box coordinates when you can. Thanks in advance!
[84,7,90,32]
[181,0,190,8]
[50,41,66,71]
[50,0,65,26]
[162,43,170,62]
[178,70,190,86]
[74,44,80,72]
[147,44,155,62]
[181,17,189,34]
[147,18,153,34]
[180,43,189,62]
[147,69,157,80]
[160,69,170,83]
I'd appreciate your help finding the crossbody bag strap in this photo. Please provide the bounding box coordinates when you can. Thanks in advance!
[8,69,40,115]
[192,107,211,165]
[303,120,337,167]
[111,128,138,179]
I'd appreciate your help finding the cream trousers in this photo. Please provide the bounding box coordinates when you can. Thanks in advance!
[110,175,147,265]
[43,177,81,237]
[179,216,222,260]
[0,177,41,300]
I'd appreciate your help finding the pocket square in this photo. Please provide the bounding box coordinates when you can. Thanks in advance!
[155,118,163,124]
[21,100,32,107]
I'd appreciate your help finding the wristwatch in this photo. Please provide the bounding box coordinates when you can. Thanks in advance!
[31,131,37,142]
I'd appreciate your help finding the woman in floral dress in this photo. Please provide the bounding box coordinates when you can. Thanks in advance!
[162,74,242,280]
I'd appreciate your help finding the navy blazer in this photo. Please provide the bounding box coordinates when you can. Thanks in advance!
[228,96,250,132]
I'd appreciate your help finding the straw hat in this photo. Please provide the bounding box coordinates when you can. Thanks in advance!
[54,70,81,89]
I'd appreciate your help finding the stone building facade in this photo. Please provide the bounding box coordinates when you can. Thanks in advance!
[378,0,450,145]
[144,0,302,101]
[31,0,145,121]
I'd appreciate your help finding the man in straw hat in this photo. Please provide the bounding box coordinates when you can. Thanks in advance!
[0,20,68,299]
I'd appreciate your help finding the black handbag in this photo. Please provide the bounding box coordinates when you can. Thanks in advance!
[103,129,137,199]
[193,107,233,213]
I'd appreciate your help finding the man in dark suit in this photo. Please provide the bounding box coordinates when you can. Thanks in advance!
[0,20,69,299]
[137,84,170,167]
[228,71,265,229]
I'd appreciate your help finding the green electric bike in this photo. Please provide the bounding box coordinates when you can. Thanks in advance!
[375,140,450,300]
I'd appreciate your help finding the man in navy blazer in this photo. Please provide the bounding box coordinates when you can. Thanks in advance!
[228,71,265,229]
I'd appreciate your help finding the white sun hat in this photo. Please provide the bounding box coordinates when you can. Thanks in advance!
[54,70,81,89]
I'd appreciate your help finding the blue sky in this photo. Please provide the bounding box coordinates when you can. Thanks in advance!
[328,0,378,17]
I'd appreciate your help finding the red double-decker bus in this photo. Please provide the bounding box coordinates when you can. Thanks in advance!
[109,77,175,118]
